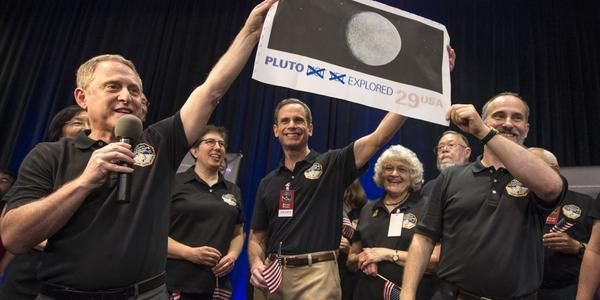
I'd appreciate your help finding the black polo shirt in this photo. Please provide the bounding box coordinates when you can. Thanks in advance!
[542,190,594,288]
[352,192,432,300]
[166,167,243,295]
[419,176,438,202]
[251,143,365,254]
[7,113,188,290]
[591,192,600,219]
[0,249,42,299]
[0,187,41,300]
[417,158,567,298]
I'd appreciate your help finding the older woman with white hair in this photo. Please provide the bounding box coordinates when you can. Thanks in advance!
[347,145,440,300]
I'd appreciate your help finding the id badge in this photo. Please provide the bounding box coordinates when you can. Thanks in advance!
[388,212,404,237]
[278,189,295,217]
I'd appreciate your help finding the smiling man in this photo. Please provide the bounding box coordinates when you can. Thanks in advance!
[401,92,567,300]
[0,1,276,299]
[248,98,407,299]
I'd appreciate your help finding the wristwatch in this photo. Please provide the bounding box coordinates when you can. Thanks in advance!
[578,242,586,257]
[392,250,399,262]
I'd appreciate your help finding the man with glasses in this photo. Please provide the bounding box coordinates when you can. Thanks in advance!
[434,131,471,172]
[401,92,567,300]
[421,131,471,200]
[249,98,407,299]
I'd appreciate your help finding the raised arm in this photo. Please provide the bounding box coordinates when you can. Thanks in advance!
[180,0,276,145]
[353,113,407,169]
[400,233,436,300]
[446,104,563,202]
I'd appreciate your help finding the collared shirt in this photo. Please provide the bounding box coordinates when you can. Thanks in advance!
[417,157,567,298]
[353,192,430,299]
[251,143,365,255]
[7,113,188,290]
[542,190,594,288]
[166,167,243,294]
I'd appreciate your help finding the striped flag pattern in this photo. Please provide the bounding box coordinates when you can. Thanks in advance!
[169,290,181,300]
[383,280,401,300]
[262,257,283,294]
[342,217,355,240]
[211,288,232,300]
[550,218,575,233]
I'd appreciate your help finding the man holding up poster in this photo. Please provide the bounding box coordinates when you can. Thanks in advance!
[248,98,406,299]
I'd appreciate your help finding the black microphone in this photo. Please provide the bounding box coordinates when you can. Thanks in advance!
[114,114,143,203]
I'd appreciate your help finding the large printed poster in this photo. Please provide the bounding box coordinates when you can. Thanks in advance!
[253,0,451,125]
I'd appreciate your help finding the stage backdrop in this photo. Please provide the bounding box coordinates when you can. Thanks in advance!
[1,0,599,298]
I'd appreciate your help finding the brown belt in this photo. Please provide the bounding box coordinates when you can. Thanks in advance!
[270,251,337,266]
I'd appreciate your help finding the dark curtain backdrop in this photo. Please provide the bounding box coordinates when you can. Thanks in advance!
[1,0,599,298]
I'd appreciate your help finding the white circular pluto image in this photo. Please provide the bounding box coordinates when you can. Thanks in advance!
[345,11,401,66]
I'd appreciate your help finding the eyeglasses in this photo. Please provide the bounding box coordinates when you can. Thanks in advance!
[434,143,467,154]
[64,120,90,127]
[382,165,410,174]
[200,139,227,148]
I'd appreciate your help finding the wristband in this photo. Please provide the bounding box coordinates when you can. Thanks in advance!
[480,127,498,145]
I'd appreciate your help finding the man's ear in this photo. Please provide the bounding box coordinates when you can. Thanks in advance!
[74,88,87,110]
[273,124,279,138]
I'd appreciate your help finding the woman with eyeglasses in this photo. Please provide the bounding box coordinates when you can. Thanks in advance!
[347,145,440,300]
[166,125,243,300]
[45,105,90,142]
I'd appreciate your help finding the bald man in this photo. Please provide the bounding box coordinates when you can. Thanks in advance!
[529,147,595,300]
[402,92,566,300]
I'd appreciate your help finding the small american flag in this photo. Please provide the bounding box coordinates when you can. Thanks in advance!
[262,257,282,294]
[212,279,232,300]
[382,279,400,300]
[342,217,355,240]
[550,218,575,233]
[169,290,181,300]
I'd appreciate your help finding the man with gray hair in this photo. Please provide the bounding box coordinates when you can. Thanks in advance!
[1,1,276,298]
[434,131,471,171]
[528,147,594,300]
[420,130,472,199]
[401,92,566,300]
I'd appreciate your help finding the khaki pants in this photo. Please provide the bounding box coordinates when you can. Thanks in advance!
[254,251,342,300]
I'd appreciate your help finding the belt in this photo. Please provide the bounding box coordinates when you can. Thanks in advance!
[270,251,337,267]
[39,273,165,300]
[436,278,537,300]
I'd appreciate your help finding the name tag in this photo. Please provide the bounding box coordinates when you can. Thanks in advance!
[278,189,295,217]
[388,212,404,237]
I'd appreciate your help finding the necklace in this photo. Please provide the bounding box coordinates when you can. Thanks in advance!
[384,193,409,206]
